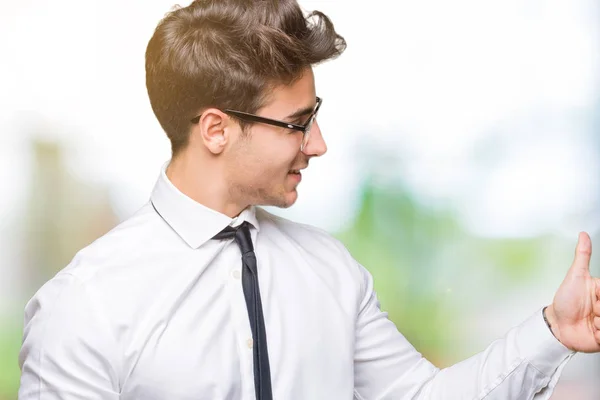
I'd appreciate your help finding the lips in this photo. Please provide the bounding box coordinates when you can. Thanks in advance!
[289,165,308,174]
[288,168,303,183]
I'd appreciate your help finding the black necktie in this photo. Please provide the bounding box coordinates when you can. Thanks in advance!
[213,221,273,400]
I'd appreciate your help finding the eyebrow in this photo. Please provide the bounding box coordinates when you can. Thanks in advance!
[285,103,316,120]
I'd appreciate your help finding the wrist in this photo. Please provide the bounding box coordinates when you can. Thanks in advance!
[543,305,560,341]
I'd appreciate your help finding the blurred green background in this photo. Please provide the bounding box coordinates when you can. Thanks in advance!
[1,0,599,399]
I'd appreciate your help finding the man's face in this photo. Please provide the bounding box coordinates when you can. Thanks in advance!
[225,67,327,209]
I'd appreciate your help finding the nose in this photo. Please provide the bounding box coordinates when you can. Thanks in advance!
[302,121,327,157]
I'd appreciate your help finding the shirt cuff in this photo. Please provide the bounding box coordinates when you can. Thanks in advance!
[515,307,575,377]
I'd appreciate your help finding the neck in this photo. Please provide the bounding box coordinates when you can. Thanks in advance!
[166,151,246,218]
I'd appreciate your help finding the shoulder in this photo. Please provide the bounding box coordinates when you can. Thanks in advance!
[21,203,163,344]
[23,202,159,317]
[60,201,166,281]
[256,207,348,252]
[256,207,367,279]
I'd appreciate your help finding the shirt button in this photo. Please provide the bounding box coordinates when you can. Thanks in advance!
[246,338,253,349]
[232,269,241,280]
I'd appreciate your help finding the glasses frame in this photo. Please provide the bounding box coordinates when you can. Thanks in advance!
[191,97,322,151]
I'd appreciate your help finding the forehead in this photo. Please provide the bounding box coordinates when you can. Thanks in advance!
[259,68,317,115]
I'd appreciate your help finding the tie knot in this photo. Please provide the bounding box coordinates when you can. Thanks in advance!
[213,221,254,254]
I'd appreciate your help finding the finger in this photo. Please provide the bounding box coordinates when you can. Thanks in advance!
[596,277,600,300]
[569,232,592,275]
[595,316,600,330]
[595,299,600,316]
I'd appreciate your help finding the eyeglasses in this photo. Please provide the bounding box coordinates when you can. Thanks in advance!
[191,97,322,151]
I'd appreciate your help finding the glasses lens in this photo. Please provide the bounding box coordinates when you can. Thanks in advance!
[301,115,316,151]
[300,98,321,151]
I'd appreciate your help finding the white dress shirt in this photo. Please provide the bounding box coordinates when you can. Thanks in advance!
[19,162,575,400]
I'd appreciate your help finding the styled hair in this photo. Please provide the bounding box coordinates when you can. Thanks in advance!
[145,0,346,157]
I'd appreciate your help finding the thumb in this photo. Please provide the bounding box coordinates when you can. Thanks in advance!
[569,232,592,275]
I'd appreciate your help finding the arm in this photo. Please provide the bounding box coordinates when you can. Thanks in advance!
[353,264,574,400]
[18,272,121,400]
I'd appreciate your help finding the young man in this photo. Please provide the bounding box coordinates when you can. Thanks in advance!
[18,1,600,399]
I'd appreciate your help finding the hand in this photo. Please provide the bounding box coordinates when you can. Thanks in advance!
[545,232,600,353]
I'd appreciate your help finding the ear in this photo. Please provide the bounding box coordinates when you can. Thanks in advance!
[191,108,234,155]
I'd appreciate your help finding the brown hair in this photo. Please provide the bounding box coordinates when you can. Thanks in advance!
[145,0,346,157]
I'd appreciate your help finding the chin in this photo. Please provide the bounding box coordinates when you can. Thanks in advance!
[283,188,299,207]
[265,189,298,209]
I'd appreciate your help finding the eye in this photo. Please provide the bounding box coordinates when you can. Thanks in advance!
[287,126,302,135]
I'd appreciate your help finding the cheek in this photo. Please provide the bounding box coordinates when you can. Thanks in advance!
[233,133,300,178]
[255,138,299,170]
[233,154,283,184]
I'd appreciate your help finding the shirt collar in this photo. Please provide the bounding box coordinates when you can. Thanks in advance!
[150,161,260,249]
